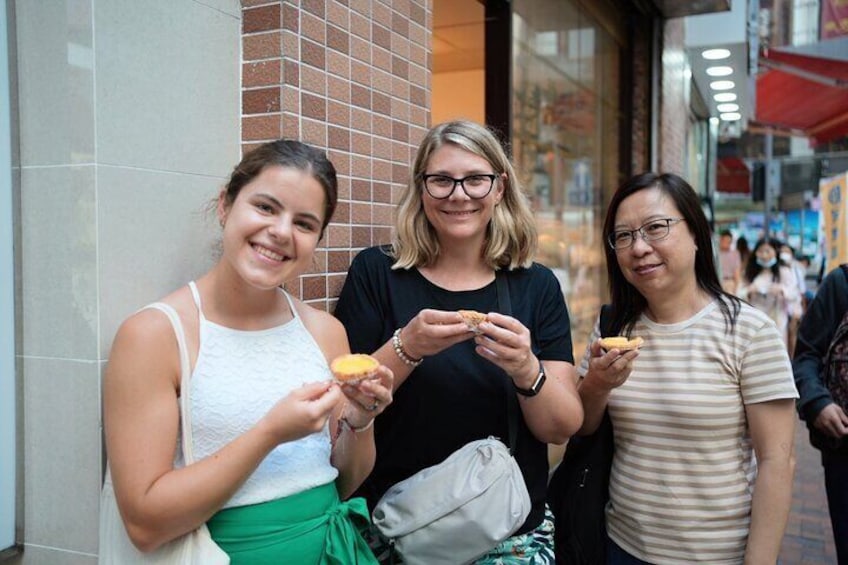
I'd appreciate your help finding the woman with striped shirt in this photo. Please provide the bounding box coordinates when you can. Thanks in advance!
[577,172,798,564]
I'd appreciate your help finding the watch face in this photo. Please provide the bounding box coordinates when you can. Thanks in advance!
[516,369,545,396]
[531,369,546,393]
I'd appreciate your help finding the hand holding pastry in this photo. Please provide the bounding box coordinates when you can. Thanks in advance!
[470,311,539,388]
[398,308,480,360]
[583,336,642,394]
[331,354,394,429]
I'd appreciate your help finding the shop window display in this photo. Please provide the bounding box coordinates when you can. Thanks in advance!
[511,0,622,358]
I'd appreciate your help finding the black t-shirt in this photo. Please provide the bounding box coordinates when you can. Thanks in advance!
[334,245,574,533]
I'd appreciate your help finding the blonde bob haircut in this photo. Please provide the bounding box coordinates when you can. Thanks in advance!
[390,120,537,270]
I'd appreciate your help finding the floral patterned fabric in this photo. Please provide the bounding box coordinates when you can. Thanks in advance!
[361,506,555,565]
[475,507,556,565]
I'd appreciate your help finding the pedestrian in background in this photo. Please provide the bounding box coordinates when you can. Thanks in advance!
[101,140,392,564]
[578,172,797,564]
[793,264,848,565]
[718,228,742,294]
[780,243,807,356]
[334,120,584,563]
[737,238,802,348]
[737,235,751,269]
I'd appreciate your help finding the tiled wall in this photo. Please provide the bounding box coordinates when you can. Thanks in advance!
[241,0,432,311]
[12,1,240,563]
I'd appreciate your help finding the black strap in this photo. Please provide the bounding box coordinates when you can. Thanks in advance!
[599,304,617,337]
[495,271,519,454]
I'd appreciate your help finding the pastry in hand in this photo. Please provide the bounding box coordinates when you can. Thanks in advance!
[330,353,380,384]
[458,309,488,333]
[599,336,644,351]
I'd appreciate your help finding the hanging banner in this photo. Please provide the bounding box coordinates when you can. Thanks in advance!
[821,0,848,39]
[821,172,848,274]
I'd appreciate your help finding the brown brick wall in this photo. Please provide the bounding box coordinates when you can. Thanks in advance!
[658,18,687,175]
[629,17,652,175]
[241,0,431,310]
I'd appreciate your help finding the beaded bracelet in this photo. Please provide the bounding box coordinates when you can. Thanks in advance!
[392,328,423,367]
[339,416,374,434]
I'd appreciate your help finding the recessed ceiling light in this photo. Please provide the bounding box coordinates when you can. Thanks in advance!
[717,103,740,112]
[720,112,742,121]
[706,66,733,76]
[710,80,735,90]
[714,92,737,102]
[702,48,731,60]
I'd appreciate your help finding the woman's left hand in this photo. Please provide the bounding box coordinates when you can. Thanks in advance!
[472,312,539,388]
[338,364,394,428]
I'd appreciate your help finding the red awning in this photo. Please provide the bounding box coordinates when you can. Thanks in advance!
[755,47,848,145]
[716,157,750,194]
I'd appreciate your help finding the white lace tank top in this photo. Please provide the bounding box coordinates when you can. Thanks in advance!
[185,281,338,508]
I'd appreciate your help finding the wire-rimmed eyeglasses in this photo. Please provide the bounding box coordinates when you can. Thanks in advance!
[607,218,685,250]
[421,174,497,200]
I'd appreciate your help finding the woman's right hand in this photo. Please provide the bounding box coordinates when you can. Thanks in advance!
[399,308,476,359]
[259,381,344,445]
[582,339,640,393]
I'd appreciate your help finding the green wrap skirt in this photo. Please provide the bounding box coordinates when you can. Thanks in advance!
[207,482,377,565]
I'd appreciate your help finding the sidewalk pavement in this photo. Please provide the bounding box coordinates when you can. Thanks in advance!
[779,418,838,564]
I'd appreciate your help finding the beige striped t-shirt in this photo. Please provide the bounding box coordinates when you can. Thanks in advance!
[578,299,798,564]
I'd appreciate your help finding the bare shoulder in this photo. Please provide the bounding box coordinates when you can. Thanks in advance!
[112,307,175,356]
[112,288,193,349]
[107,287,196,388]
[291,297,349,358]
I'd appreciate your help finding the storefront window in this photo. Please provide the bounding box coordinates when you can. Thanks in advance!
[511,0,622,357]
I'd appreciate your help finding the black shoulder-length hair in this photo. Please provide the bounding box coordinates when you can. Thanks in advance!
[743,237,785,283]
[602,172,741,334]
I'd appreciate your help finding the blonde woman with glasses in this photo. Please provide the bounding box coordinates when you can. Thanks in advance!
[334,120,583,563]
[577,172,798,564]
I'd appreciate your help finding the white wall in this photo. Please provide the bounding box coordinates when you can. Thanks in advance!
[11,1,240,562]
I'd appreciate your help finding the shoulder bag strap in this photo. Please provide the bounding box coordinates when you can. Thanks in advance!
[596,303,618,439]
[599,304,616,338]
[143,302,196,465]
[495,271,519,454]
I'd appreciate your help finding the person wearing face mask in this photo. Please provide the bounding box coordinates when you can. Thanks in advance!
[779,245,807,294]
[717,229,742,295]
[737,238,802,347]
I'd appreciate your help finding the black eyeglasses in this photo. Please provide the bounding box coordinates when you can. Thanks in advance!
[421,174,497,200]
[608,218,685,250]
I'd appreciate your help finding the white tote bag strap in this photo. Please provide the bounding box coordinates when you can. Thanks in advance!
[142,302,197,465]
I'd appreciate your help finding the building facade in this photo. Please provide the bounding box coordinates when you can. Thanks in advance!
[2,1,725,561]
